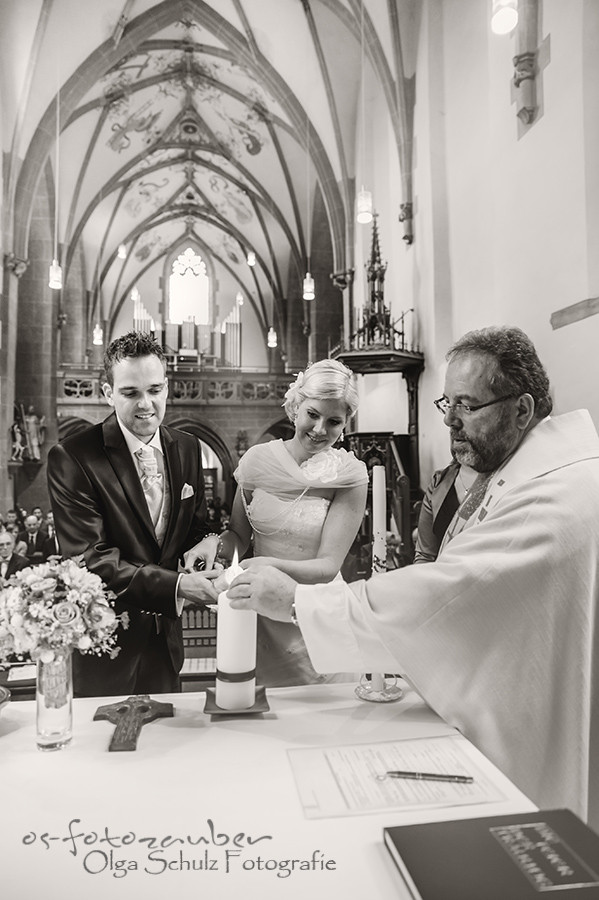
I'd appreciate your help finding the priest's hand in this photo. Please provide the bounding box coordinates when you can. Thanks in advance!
[239,556,277,570]
[227,565,297,622]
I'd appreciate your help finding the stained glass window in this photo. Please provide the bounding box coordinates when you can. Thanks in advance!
[169,247,210,324]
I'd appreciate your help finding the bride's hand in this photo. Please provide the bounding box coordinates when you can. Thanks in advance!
[213,571,230,593]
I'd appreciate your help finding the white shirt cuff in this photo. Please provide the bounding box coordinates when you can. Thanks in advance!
[175,573,185,616]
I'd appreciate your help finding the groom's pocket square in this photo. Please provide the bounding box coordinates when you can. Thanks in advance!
[180,483,195,499]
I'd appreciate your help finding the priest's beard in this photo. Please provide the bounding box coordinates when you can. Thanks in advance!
[449,407,521,473]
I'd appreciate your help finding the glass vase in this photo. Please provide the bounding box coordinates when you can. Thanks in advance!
[36,650,73,750]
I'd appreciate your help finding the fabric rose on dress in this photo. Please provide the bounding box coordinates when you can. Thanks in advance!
[301,448,344,483]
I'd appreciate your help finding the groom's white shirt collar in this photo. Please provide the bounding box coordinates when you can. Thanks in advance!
[116,417,164,460]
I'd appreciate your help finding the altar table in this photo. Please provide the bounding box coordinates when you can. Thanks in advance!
[0,682,535,900]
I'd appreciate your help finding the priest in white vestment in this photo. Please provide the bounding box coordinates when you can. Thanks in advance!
[228,326,599,832]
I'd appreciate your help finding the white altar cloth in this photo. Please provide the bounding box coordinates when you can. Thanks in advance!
[0,682,535,900]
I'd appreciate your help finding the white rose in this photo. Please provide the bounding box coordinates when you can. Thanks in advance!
[19,633,37,654]
[20,570,43,587]
[85,600,116,630]
[30,577,57,595]
[52,601,80,626]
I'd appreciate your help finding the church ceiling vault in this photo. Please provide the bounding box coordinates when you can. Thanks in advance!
[5,0,416,352]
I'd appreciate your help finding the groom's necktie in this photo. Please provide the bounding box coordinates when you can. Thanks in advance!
[136,445,164,530]
[136,445,167,633]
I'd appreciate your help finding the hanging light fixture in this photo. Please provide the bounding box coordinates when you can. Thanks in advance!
[356,0,373,225]
[491,0,518,35]
[117,243,127,259]
[303,108,316,302]
[356,188,373,224]
[49,70,62,290]
[48,259,63,290]
[267,326,278,348]
[247,250,256,267]
[302,272,315,301]
[92,323,103,345]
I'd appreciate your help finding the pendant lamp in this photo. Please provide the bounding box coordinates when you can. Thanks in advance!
[49,75,62,290]
[491,0,518,35]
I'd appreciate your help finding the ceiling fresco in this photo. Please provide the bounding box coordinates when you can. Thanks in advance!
[5,0,415,360]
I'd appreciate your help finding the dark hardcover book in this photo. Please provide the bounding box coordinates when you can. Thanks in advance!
[384,809,599,900]
[0,662,36,699]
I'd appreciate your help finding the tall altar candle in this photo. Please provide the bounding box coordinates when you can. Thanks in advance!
[370,466,387,695]
[372,465,387,574]
[369,673,385,692]
[215,558,257,710]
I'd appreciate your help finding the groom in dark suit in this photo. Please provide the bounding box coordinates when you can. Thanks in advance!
[47,332,220,697]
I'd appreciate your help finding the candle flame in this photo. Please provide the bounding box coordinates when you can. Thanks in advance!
[231,548,239,568]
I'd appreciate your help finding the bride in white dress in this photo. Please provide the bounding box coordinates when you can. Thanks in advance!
[217,359,368,686]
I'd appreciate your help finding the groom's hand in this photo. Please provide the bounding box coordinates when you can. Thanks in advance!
[227,565,297,622]
[178,570,220,605]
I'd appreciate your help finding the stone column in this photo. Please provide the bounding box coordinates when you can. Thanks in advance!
[1,253,29,514]
[14,195,59,514]
[59,243,86,365]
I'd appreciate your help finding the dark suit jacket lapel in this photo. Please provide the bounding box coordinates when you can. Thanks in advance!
[431,462,459,520]
[102,414,158,543]
[161,426,182,552]
[432,462,460,540]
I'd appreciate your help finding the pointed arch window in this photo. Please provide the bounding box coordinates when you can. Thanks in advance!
[169,247,210,324]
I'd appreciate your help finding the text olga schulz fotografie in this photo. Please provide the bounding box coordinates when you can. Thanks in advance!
[20,818,338,881]
[76,848,336,880]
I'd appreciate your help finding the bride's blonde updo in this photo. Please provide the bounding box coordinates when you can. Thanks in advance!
[283,358,359,423]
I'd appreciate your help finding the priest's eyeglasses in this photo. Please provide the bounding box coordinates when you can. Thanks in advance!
[433,395,515,416]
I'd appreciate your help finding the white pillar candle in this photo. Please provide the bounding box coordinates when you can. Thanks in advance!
[372,465,387,573]
[370,673,385,692]
[215,562,257,710]
[370,466,387,695]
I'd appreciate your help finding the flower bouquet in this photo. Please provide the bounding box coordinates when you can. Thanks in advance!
[0,556,128,749]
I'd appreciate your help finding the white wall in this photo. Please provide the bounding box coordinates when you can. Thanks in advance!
[356,0,599,488]
[353,33,413,438]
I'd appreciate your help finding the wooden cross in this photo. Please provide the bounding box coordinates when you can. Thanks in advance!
[93,694,174,751]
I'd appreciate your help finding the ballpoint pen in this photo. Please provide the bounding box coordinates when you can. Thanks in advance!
[377,770,474,784]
